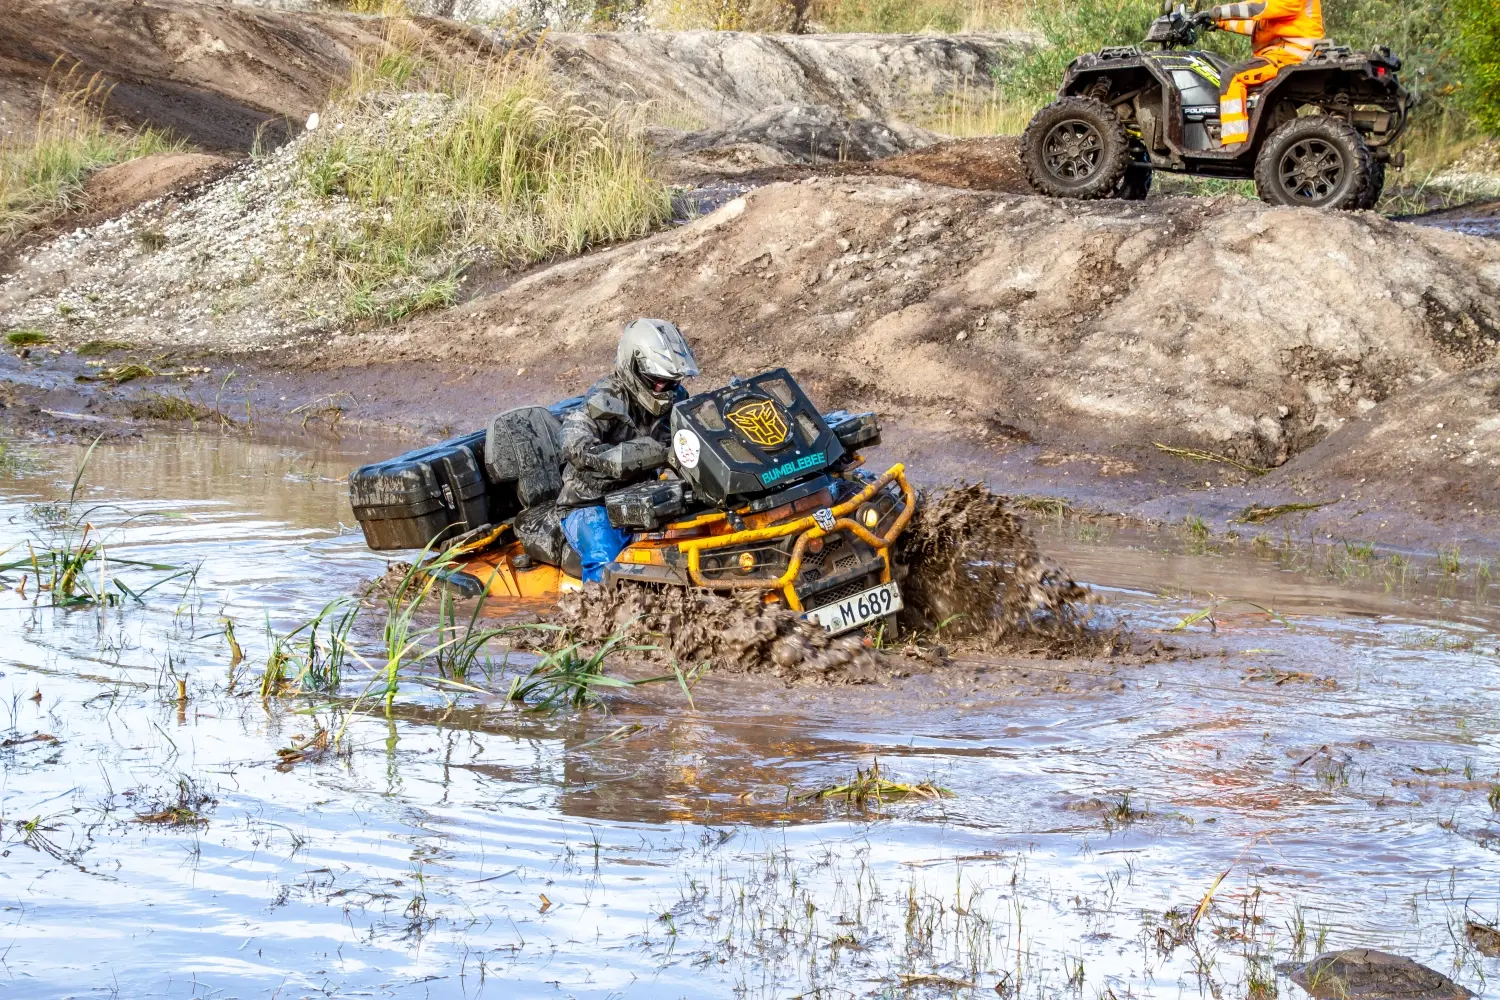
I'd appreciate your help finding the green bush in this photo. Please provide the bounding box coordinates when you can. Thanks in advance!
[1452,0,1500,132]
[1325,0,1457,108]
[994,0,1160,112]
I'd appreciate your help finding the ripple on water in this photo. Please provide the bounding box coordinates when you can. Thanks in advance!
[1,431,1498,998]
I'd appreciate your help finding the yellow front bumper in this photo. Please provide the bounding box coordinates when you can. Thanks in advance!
[676,463,917,611]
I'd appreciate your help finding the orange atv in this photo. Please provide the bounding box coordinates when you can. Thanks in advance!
[350,369,916,635]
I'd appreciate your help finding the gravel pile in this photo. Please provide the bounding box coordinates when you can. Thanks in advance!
[0,93,457,351]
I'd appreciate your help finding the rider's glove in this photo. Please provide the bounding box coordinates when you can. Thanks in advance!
[614,437,671,475]
[1190,10,1218,28]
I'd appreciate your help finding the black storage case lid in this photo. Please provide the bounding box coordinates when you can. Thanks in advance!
[349,458,446,521]
[350,436,487,519]
[605,479,690,530]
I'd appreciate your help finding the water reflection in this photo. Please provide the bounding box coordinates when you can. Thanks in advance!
[0,431,1498,998]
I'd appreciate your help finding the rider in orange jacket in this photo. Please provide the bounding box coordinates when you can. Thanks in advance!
[1207,0,1325,146]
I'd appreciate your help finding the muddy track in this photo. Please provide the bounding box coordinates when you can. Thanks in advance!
[0,0,385,149]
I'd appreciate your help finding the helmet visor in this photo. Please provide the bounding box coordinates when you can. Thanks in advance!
[634,358,681,396]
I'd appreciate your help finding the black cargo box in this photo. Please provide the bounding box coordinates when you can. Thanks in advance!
[605,479,690,531]
[823,410,881,450]
[349,432,490,551]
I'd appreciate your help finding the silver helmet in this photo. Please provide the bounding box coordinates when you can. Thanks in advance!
[615,318,699,416]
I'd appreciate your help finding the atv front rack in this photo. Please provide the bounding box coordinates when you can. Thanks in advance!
[676,463,917,611]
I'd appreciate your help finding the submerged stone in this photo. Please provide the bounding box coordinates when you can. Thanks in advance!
[1277,949,1475,1000]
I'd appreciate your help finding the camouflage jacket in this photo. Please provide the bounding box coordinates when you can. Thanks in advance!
[556,373,685,507]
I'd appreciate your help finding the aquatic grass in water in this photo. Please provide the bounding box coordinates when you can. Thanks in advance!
[258,598,359,697]
[133,777,216,828]
[798,759,953,810]
[0,436,189,607]
[254,542,698,718]
[503,629,695,710]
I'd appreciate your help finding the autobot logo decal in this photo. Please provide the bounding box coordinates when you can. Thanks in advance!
[813,508,836,531]
[726,397,790,448]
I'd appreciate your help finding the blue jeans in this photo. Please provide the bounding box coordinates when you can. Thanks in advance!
[561,506,632,583]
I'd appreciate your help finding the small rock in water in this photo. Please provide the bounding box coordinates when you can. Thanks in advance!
[1276,949,1475,1000]
[1465,920,1500,957]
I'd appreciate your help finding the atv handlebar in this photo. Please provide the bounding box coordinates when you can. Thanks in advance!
[1145,4,1216,47]
[1144,11,1201,47]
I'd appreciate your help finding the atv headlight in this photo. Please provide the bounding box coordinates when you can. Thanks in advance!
[738,551,756,573]
[858,504,881,530]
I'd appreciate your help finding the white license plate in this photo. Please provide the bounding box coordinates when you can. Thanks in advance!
[805,582,902,635]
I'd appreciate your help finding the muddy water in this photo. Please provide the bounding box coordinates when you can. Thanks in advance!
[3,433,1500,999]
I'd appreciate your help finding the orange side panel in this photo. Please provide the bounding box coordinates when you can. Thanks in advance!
[451,541,565,599]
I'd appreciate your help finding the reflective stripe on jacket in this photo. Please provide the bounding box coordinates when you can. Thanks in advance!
[1209,0,1323,58]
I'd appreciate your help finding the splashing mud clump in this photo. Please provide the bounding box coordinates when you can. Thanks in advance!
[539,485,1117,681]
[897,484,1112,653]
[548,585,898,685]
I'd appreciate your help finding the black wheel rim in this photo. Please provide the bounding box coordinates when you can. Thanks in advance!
[1278,138,1347,203]
[1043,120,1105,182]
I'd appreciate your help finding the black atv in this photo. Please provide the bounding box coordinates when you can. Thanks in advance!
[1018,1,1413,209]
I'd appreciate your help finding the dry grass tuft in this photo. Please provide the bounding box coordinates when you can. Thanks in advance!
[926,78,1033,138]
[649,0,1021,31]
[291,23,670,322]
[798,759,953,810]
[0,67,182,241]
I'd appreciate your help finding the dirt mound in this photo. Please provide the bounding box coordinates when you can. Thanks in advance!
[858,136,1029,193]
[1280,360,1500,512]
[304,177,1498,487]
[0,0,384,150]
[538,30,1025,126]
[656,103,937,180]
[82,152,233,217]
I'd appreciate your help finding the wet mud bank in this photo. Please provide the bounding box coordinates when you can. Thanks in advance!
[2,304,1496,569]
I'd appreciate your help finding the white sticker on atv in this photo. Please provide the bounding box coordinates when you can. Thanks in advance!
[673,429,701,470]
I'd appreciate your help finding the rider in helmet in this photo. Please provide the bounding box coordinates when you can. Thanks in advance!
[1201,0,1326,147]
[556,318,700,582]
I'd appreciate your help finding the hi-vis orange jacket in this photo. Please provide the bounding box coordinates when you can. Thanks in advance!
[1208,0,1325,60]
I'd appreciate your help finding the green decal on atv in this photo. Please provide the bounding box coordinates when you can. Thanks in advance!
[761,452,826,487]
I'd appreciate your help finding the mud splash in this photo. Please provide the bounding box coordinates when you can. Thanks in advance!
[898,484,1111,652]
[548,584,903,684]
[530,485,1113,682]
